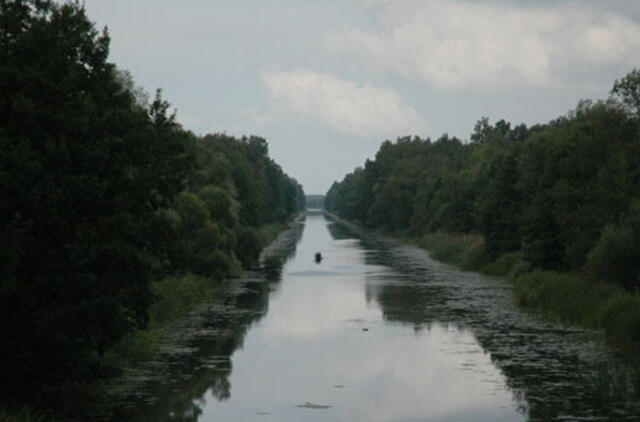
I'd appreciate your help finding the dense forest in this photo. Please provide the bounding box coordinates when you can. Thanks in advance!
[327,71,640,292]
[0,0,303,406]
[326,70,640,353]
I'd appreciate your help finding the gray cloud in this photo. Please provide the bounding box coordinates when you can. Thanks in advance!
[261,68,427,138]
[327,0,640,92]
[80,0,640,194]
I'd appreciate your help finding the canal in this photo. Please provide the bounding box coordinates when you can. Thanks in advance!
[93,211,640,421]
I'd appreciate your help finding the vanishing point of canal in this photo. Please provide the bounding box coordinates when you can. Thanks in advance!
[96,211,640,421]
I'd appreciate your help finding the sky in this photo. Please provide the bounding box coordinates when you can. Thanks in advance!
[81,0,640,194]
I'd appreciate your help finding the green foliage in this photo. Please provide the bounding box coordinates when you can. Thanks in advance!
[461,238,491,271]
[0,0,303,407]
[236,227,263,268]
[199,185,236,226]
[327,69,640,293]
[599,294,640,356]
[481,252,523,277]
[515,271,640,355]
[104,274,216,365]
[103,328,162,364]
[515,271,619,328]
[0,0,192,400]
[208,250,233,280]
[175,191,210,235]
[612,68,640,117]
[258,223,286,246]
[587,203,640,292]
[326,69,640,356]
[418,232,483,266]
[149,274,213,326]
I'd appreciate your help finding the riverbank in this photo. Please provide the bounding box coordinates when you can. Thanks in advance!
[417,231,640,357]
[325,212,640,357]
[0,215,303,421]
[103,220,290,368]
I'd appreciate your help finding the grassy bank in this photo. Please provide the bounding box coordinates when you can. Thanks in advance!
[104,221,291,367]
[0,219,294,421]
[0,273,217,421]
[416,232,640,357]
[258,222,286,248]
[102,273,219,366]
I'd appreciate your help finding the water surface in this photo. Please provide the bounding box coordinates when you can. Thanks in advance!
[95,211,640,421]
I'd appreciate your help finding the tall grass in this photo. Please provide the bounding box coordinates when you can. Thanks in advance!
[516,271,640,356]
[104,221,291,367]
[103,274,216,365]
[415,231,640,356]
[258,223,286,247]
[419,232,485,268]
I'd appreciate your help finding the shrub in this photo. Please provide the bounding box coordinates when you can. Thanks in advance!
[598,294,640,356]
[587,224,640,292]
[461,239,490,270]
[192,250,231,279]
[481,252,522,276]
[508,258,532,278]
[149,275,211,325]
[515,270,621,328]
[420,232,482,265]
[236,227,263,268]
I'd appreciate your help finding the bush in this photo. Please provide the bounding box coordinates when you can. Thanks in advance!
[175,192,210,236]
[587,224,640,292]
[598,294,640,356]
[103,329,161,364]
[210,250,232,280]
[481,252,522,276]
[198,185,236,225]
[515,270,622,328]
[195,222,221,252]
[420,232,483,265]
[461,239,490,270]
[103,274,215,367]
[149,275,211,325]
[508,258,532,278]
[236,227,263,268]
[192,250,231,279]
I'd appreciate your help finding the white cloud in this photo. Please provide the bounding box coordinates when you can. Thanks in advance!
[326,0,640,92]
[261,68,427,137]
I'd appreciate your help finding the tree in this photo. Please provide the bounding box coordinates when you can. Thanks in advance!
[0,0,192,399]
[612,69,640,118]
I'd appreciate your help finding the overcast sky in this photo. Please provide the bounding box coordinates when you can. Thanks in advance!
[82,0,640,194]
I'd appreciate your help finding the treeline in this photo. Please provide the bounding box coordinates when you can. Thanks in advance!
[326,70,640,294]
[0,0,303,403]
[305,195,326,209]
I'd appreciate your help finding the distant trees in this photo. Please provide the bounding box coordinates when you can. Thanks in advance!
[0,0,303,403]
[305,195,325,209]
[327,70,640,293]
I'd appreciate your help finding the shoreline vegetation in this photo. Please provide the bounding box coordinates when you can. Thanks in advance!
[0,2,305,418]
[104,221,289,368]
[0,219,296,422]
[325,71,640,359]
[327,212,640,358]
[415,231,640,357]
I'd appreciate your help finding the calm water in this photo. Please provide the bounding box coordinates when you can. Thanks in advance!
[89,211,640,421]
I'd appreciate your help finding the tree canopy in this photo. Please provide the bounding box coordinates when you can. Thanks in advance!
[0,0,304,403]
[327,71,640,293]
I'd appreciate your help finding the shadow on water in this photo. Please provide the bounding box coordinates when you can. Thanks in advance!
[79,213,640,421]
[326,214,640,421]
[77,217,305,421]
